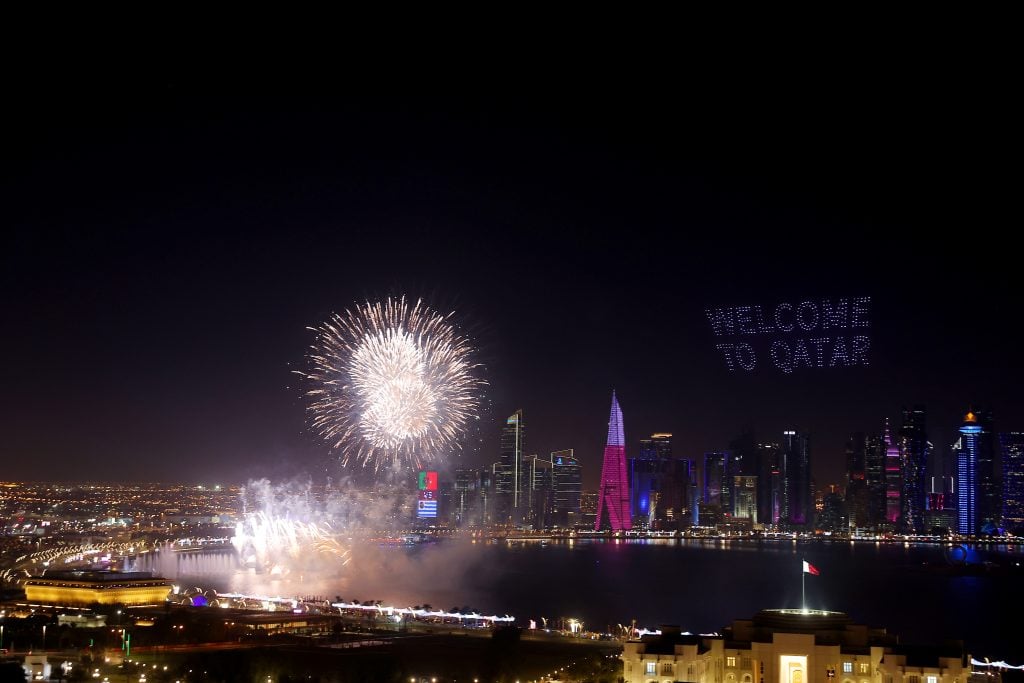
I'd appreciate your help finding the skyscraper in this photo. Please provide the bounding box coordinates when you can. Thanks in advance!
[522,454,553,529]
[898,405,930,533]
[883,419,901,526]
[844,432,870,530]
[631,434,690,530]
[732,475,758,523]
[864,432,886,528]
[703,452,728,507]
[495,410,525,525]
[754,440,781,525]
[957,411,981,535]
[595,391,631,532]
[781,430,811,527]
[973,409,999,532]
[551,449,582,528]
[1000,432,1024,534]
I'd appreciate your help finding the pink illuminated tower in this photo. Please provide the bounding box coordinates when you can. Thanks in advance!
[595,390,632,531]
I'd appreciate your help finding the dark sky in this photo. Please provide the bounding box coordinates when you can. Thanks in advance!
[3,61,1019,489]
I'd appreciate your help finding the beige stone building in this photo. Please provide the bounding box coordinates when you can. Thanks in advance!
[623,610,974,683]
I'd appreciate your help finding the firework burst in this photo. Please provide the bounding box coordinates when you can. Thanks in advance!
[299,297,484,470]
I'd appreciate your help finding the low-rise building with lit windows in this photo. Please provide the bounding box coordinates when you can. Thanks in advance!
[23,570,171,606]
[622,610,972,683]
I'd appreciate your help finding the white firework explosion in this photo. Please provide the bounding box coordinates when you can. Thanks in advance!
[299,297,484,471]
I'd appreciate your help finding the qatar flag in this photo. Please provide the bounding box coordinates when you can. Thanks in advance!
[802,561,820,575]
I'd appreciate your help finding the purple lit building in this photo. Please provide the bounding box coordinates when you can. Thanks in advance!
[595,391,632,531]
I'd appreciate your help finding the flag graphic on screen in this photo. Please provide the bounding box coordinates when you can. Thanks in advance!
[417,489,437,518]
[802,561,820,575]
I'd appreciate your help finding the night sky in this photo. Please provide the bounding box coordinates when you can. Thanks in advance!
[4,65,1019,488]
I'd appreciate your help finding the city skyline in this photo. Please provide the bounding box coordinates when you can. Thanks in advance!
[4,74,1021,488]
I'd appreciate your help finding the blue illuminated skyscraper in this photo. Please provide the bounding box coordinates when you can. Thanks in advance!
[957,411,982,535]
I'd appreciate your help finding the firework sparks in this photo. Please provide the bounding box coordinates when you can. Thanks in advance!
[299,297,484,471]
[232,512,351,572]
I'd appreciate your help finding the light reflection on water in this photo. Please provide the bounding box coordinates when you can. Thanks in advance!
[129,538,1022,660]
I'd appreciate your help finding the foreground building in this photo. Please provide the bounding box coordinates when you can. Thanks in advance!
[623,609,972,683]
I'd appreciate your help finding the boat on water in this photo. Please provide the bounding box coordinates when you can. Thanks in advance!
[376,532,436,547]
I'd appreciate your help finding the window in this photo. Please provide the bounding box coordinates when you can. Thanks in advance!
[907,676,920,683]
[662,662,674,675]
[860,664,870,674]
[728,657,737,667]
[927,677,937,683]
[843,663,854,674]
[646,661,656,675]
[742,658,753,670]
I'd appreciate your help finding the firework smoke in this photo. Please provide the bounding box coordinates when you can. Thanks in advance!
[232,479,351,576]
[298,297,484,471]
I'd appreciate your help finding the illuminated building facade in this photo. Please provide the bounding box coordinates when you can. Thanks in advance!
[622,610,971,683]
[551,449,582,527]
[863,433,886,528]
[1000,432,1024,533]
[782,430,811,527]
[957,411,982,535]
[844,432,871,530]
[703,452,728,508]
[972,409,999,532]
[495,409,525,524]
[754,441,781,526]
[522,454,553,529]
[898,406,930,533]
[24,571,172,606]
[595,391,631,531]
[579,490,598,528]
[732,475,758,524]
[883,420,901,526]
[631,434,691,529]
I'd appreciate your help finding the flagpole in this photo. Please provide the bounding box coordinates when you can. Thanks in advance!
[801,559,805,611]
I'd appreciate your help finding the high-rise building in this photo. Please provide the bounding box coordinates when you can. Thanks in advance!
[781,430,811,527]
[522,454,553,529]
[844,432,870,530]
[453,468,479,527]
[551,449,582,528]
[957,411,982,535]
[924,475,957,532]
[595,391,631,531]
[495,410,525,525]
[864,432,886,528]
[732,475,758,523]
[580,490,598,529]
[1000,432,1024,534]
[753,440,781,525]
[630,433,690,529]
[898,405,930,533]
[883,419,901,526]
[650,433,673,459]
[703,452,728,507]
[973,409,999,532]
